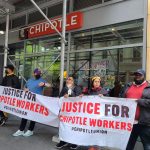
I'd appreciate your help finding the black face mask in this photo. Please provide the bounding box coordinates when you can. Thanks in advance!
[134,78,145,85]
[35,75,41,79]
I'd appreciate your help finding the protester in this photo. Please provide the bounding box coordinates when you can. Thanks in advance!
[109,80,122,97]
[120,69,150,150]
[13,68,50,137]
[56,76,82,149]
[0,64,20,126]
[88,76,108,150]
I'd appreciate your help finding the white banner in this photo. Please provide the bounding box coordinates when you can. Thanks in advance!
[0,86,137,149]
[0,86,60,127]
[59,96,137,150]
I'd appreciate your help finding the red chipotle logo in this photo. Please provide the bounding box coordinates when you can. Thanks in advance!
[28,11,83,38]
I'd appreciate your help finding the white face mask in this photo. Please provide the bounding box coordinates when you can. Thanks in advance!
[68,89,72,96]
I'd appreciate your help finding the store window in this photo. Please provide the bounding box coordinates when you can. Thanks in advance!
[69,46,142,90]
[8,36,68,90]
[71,19,143,51]
[24,37,63,83]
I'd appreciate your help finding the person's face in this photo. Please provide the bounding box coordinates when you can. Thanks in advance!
[5,68,13,74]
[134,73,144,81]
[66,77,74,86]
[33,73,41,79]
[93,79,101,88]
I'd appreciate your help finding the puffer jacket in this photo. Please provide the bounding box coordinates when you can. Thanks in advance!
[120,81,150,126]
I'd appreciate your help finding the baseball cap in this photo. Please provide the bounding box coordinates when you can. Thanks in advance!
[34,68,42,75]
[134,69,145,76]
[5,65,14,71]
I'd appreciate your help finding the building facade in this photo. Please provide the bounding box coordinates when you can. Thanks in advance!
[0,0,145,91]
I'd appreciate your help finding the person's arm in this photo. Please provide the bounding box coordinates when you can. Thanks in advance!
[24,81,29,91]
[38,79,51,88]
[12,76,21,89]
[137,98,150,108]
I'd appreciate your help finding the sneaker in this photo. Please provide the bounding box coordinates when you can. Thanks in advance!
[70,144,78,150]
[56,141,68,149]
[0,118,6,126]
[23,130,33,137]
[13,130,24,137]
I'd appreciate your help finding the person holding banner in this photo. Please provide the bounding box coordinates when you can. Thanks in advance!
[56,76,82,149]
[13,68,50,137]
[120,69,150,150]
[88,76,108,150]
[0,64,20,126]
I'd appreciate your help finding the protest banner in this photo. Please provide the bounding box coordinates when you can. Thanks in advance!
[0,86,60,127]
[59,96,137,150]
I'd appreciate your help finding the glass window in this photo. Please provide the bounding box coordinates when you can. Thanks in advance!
[69,46,142,89]
[71,19,143,51]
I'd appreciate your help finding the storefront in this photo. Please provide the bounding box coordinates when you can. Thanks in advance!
[0,0,145,91]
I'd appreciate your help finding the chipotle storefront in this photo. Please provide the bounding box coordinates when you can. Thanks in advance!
[7,0,144,92]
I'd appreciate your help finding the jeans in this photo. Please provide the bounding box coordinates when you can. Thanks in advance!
[19,118,35,131]
[126,124,150,150]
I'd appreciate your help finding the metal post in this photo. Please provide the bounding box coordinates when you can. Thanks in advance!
[3,9,9,76]
[59,0,67,93]
[66,0,73,76]
[67,33,71,75]
[30,0,66,43]
[143,0,148,71]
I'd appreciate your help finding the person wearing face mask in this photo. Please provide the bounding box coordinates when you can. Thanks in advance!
[13,68,50,137]
[120,69,150,150]
[0,65,20,126]
[56,76,82,150]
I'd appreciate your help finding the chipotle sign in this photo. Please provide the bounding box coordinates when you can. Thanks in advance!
[28,11,83,38]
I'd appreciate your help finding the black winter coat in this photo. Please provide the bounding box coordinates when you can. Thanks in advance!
[59,86,82,97]
[1,74,20,89]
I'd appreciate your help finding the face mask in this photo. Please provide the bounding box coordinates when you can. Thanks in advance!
[134,78,144,85]
[35,75,41,79]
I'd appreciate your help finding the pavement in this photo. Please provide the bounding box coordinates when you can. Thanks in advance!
[0,115,143,150]
[0,115,58,150]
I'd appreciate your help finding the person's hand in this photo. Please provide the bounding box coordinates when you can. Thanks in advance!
[39,82,45,87]
[79,94,84,97]
[99,94,103,97]
[24,88,29,92]
[64,94,69,98]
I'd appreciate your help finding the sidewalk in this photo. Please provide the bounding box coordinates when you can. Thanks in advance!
[0,115,58,150]
[0,115,143,150]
